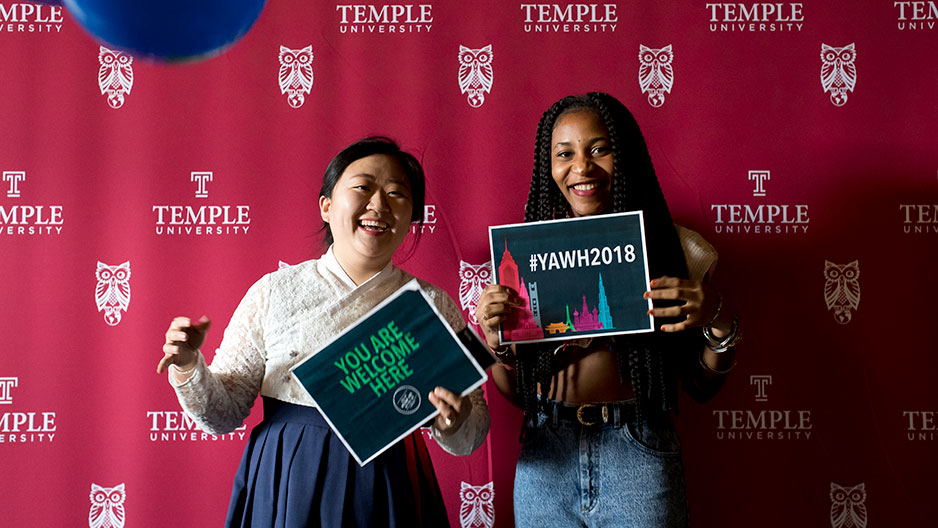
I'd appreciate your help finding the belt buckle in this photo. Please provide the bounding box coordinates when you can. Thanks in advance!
[576,403,598,426]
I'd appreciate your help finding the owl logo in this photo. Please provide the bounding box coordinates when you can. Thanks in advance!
[824,260,860,324]
[820,43,856,107]
[278,45,314,108]
[830,482,867,528]
[639,44,673,107]
[95,261,131,326]
[458,45,493,108]
[459,260,493,326]
[459,481,494,528]
[98,47,133,109]
[89,482,125,528]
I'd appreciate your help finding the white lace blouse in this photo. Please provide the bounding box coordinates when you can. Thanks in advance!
[170,249,489,456]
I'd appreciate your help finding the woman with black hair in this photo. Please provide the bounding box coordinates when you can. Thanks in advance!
[475,93,740,527]
[158,137,489,527]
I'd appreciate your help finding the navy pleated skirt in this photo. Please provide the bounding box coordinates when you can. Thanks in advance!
[225,397,451,528]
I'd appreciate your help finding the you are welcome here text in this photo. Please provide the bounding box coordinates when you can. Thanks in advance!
[334,321,419,398]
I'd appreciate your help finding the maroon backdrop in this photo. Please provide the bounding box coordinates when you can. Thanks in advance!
[1,1,936,526]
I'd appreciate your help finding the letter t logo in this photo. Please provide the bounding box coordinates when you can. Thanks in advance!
[748,170,770,197]
[0,377,18,404]
[191,171,213,198]
[3,171,26,198]
[750,375,772,402]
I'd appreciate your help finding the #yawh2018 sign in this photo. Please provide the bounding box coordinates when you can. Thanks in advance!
[290,280,489,466]
[488,211,654,344]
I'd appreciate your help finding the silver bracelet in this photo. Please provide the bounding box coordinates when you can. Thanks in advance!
[699,349,736,374]
[702,314,741,353]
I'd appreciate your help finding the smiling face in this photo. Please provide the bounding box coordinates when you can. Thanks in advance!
[550,110,614,217]
[319,154,413,278]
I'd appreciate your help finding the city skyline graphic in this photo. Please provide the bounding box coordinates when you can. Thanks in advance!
[497,239,617,341]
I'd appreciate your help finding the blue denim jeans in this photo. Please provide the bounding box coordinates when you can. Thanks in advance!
[514,400,689,528]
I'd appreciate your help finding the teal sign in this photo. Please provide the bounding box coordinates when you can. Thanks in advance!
[489,211,654,344]
[291,280,487,466]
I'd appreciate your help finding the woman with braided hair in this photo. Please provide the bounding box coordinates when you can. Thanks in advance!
[475,92,740,527]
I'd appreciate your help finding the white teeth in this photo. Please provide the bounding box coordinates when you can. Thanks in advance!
[359,219,389,230]
[572,183,599,191]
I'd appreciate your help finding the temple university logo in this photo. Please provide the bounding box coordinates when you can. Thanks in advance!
[410,204,437,234]
[191,171,211,198]
[520,3,618,33]
[4,171,24,197]
[749,170,769,196]
[95,261,131,326]
[459,261,493,326]
[894,1,937,31]
[713,375,813,440]
[1,171,64,236]
[823,260,860,324]
[706,2,804,32]
[278,45,313,108]
[710,170,809,234]
[147,410,247,442]
[98,46,133,109]
[750,375,771,402]
[638,44,673,107]
[0,378,57,444]
[152,172,252,236]
[335,4,433,34]
[0,377,17,405]
[0,2,64,33]
[830,482,867,528]
[903,410,937,441]
[459,481,494,528]
[89,483,125,528]
[820,43,856,107]
[458,45,493,108]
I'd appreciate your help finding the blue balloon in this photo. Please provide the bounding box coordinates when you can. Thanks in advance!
[62,0,266,61]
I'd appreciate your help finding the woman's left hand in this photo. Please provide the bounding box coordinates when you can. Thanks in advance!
[429,386,472,434]
[644,276,720,332]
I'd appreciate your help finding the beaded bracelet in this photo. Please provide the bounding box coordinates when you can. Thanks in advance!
[171,363,198,376]
[491,344,516,369]
[491,345,511,359]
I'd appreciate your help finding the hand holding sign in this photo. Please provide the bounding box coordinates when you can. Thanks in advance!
[428,386,472,433]
[645,276,722,333]
[474,284,523,349]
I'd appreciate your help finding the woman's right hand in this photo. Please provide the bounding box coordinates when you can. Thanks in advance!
[474,285,520,350]
[157,316,212,374]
